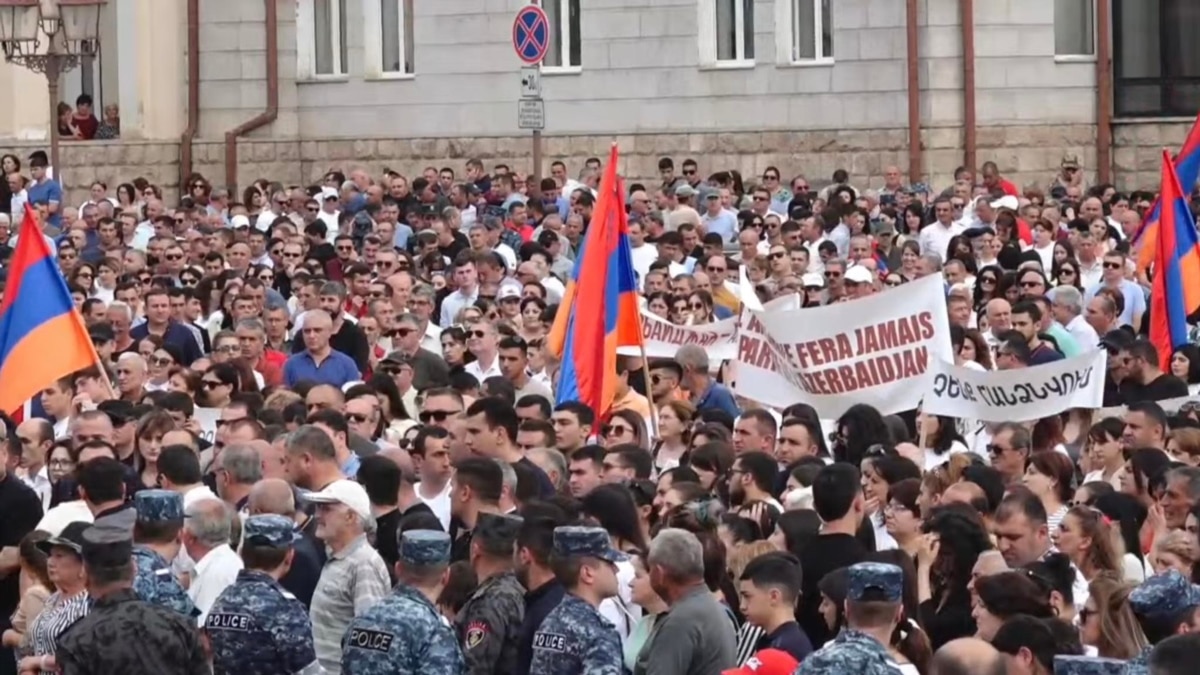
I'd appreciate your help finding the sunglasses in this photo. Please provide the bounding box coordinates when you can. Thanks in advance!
[202,380,224,389]
[769,252,786,260]
[986,443,1006,457]
[753,196,769,202]
[469,330,487,338]
[419,410,458,423]
[603,424,631,436]
[347,413,370,424]
[1103,262,1122,270]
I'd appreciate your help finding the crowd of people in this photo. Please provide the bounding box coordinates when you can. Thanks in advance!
[0,148,1196,675]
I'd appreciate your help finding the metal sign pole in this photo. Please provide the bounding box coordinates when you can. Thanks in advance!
[514,7,549,187]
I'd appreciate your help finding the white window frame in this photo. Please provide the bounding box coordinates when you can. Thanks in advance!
[1053,0,1097,62]
[699,0,756,68]
[296,0,348,81]
[775,0,833,66]
[536,0,581,74]
[364,0,415,79]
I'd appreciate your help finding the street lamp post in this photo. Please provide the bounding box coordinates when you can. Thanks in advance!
[0,0,106,175]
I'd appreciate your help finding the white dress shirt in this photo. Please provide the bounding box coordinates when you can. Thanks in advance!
[1064,314,1100,350]
[465,355,503,383]
[918,220,965,261]
[20,466,52,512]
[188,543,244,625]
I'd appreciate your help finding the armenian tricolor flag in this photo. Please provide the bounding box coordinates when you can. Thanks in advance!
[1149,149,1200,370]
[546,144,644,417]
[1136,112,1200,273]
[0,205,102,414]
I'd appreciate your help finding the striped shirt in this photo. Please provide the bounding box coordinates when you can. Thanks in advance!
[27,590,90,674]
[309,535,391,675]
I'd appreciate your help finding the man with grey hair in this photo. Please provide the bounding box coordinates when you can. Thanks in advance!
[1161,466,1200,530]
[635,528,736,674]
[306,478,391,674]
[495,458,518,513]
[527,446,567,494]
[215,443,261,513]
[1051,284,1098,350]
[114,352,147,399]
[916,253,943,279]
[182,498,243,624]
[675,344,740,418]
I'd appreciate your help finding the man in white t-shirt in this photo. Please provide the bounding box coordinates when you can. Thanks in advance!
[412,426,454,531]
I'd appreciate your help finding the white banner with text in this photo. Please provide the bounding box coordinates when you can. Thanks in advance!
[736,274,953,418]
[922,350,1107,422]
[617,309,739,360]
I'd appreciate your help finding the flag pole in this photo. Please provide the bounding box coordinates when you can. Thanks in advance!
[639,348,660,441]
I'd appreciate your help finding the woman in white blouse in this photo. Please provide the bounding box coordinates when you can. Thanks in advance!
[1023,452,1074,534]
[1082,418,1128,490]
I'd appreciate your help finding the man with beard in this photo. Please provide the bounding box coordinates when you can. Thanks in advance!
[729,452,783,523]
[514,515,565,675]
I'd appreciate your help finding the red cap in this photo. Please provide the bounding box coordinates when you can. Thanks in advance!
[721,649,800,675]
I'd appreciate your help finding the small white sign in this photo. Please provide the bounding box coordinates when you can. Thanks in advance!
[520,67,541,98]
[517,99,545,130]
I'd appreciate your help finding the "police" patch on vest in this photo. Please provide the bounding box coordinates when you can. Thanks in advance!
[206,613,252,631]
[532,632,568,653]
[347,628,394,653]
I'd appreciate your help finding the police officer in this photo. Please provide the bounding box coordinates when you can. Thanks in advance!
[342,530,464,675]
[1052,655,1128,675]
[53,521,209,673]
[455,512,526,675]
[1126,569,1200,674]
[131,489,200,619]
[797,562,905,675]
[205,514,322,675]
[529,526,626,675]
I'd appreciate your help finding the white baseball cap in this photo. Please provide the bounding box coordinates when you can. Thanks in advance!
[844,266,874,285]
[230,214,251,229]
[801,272,825,289]
[304,479,372,522]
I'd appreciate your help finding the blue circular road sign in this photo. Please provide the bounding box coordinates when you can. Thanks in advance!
[513,6,550,65]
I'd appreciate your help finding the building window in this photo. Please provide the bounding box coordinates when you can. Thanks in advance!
[1114,0,1200,117]
[366,0,414,76]
[791,0,832,62]
[1054,0,1094,57]
[312,0,347,76]
[716,0,754,62]
[540,0,581,70]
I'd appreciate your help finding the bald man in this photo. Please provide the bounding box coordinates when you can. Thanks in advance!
[941,482,989,513]
[250,439,284,480]
[931,638,1006,675]
[247,477,324,608]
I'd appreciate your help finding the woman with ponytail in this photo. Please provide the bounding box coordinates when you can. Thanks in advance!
[868,550,933,675]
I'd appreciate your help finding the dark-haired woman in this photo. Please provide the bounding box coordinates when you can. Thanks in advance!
[917,504,993,649]
[580,485,644,642]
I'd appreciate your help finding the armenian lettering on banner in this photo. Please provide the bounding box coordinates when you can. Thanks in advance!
[922,350,1107,423]
[740,274,953,418]
[617,309,738,359]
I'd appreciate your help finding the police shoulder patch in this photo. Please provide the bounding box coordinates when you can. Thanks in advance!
[464,621,490,649]
[154,568,172,577]
[347,628,395,653]
[531,631,568,653]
